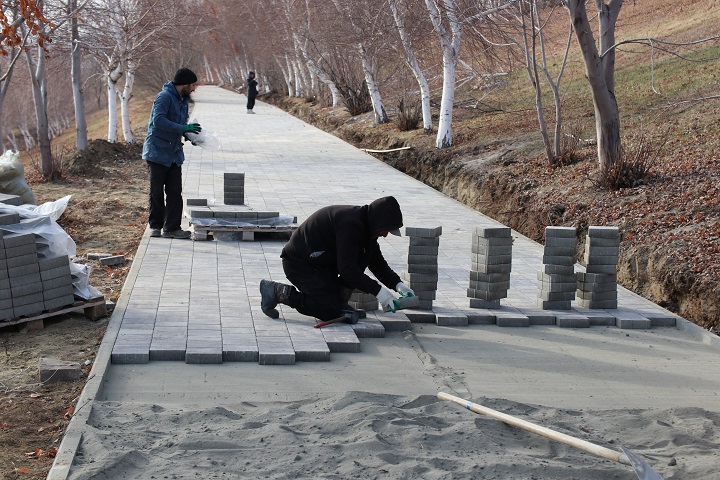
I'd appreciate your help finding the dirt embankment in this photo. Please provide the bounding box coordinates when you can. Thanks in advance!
[264,94,719,331]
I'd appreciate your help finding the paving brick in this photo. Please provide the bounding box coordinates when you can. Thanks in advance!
[472,236,513,247]
[38,256,70,271]
[100,255,126,266]
[186,198,208,206]
[43,284,74,299]
[586,236,620,247]
[0,213,21,226]
[11,282,43,297]
[545,236,577,248]
[576,289,618,301]
[471,244,512,256]
[573,308,616,326]
[491,308,529,327]
[576,272,616,283]
[413,290,436,301]
[467,288,507,300]
[537,280,576,292]
[5,243,37,257]
[555,313,590,328]
[407,254,439,265]
[434,308,468,326]
[224,172,245,181]
[577,299,617,309]
[42,274,73,289]
[542,246,576,257]
[409,236,440,247]
[519,309,556,326]
[1,232,34,248]
[585,264,617,274]
[0,193,22,206]
[256,336,296,364]
[5,252,39,268]
[538,290,576,301]
[470,263,512,275]
[470,271,511,283]
[7,262,39,277]
[403,310,436,323]
[588,226,619,239]
[545,226,576,238]
[536,299,571,310]
[542,255,575,266]
[224,184,245,193]
[540,264,574,275]
[378,314,412,331]
[464,308,496,324]
[471,253,512,266]
[583,246,620,256]
[473,226,511,238]
[406,263,438,274]
[44,294,76,311]
[320,325,362,353]
[405,226,442,238]
[350,318,385,338]
[39,358,80,383]
[469,298,501,309]
[537,272,576,283]
[408,245,439,256]
[468,280,511,292]
[13,301,45,317]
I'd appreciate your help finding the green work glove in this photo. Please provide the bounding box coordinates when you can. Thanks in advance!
[182,123,201,134]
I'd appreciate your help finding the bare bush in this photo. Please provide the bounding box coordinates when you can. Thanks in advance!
[395,98,422,132]
[599,133,667,190]
[28,145,70,181]
[556,121,586,165]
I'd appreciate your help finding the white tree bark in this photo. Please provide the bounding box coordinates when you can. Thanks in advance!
[69,0,88,151]
[424,0,462,148]
[359,43,388,124]
[106,60,122,143]
[387,0,433,132]
[119,58,136,143]
[25,38,53,178]
[293,34,341,107]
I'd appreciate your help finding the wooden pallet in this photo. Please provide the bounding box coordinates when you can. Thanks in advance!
[0,297,107,331]
[191,223,298,241]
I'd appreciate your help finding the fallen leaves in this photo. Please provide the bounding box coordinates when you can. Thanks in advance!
[25,447,57,459]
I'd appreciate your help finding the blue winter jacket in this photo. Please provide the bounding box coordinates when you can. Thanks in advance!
[142,82,189,167]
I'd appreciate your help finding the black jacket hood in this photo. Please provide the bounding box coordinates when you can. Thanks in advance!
[367,196,403,236]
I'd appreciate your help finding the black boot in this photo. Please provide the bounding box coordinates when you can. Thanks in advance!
[339,287,366,319]
[260,279,294,319]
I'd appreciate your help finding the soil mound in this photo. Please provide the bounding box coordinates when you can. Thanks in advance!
[64,139,142,177]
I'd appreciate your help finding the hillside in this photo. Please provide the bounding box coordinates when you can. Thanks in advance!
[263,0,720,331]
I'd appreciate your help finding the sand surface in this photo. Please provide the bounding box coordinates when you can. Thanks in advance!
[67,391,720,479]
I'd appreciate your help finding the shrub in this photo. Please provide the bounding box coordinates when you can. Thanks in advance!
[395,98,422,132]
[600,133,666,190]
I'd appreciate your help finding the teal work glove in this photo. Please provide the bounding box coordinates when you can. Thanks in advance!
[182,123,202,134]
[395,282,415,297]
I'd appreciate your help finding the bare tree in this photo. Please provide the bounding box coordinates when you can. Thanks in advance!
[68,0,87,150]
[563,0,622,175]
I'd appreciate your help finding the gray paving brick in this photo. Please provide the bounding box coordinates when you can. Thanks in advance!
[12,291,44,306]
[463,308,496,324]
[1,232,34,248]
[408,245,439,256]
[491,308,529,327]
[469,298,501,309]
[407,263,439,274]
[587,226,619,239]
[468,280,511,292]
[576,290,617,301]
[537,280,576,293]
[471,244,512,256]
[577,299,617,309]
[320,325,361,353]
[471,263,512,274]
[257,336,296,364]
[473,226,511,238]
[377,314,412,331]
[409,237,440,247]
[585,264,617,274]
[467,288,507,300]
[8,263,39,277]
[538,290,576,301]
[536,299,571,310]
[545,226,576,238]
[542,246,575,257]
[586,236,620,247]
[576,272,616,283]
[472,236,513,247]
[545,236,577,248]
[542,255,575,266]
[541,264,574,275]
[554,312,590,328]
[185,349,223,364]
[38,256,70,271]
[407,254,439,265]
[405,226,442,238]
[5,243,37,257]
[186,198,208,206]
[434,308,468,327]
[13,302,44,317]
[584,246,620,256]
[402,310,436,323]
[350,318,385,338]
[11,281,43,297]
[573,308,616,326]
[471,253,512,266]
[518,309,556,326]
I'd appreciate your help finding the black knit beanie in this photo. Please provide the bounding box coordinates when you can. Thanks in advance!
[173,68,197,85]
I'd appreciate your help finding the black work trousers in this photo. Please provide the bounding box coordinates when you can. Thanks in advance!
[282,257,354,321]
[147,161,183,232]
[247,95,256,110]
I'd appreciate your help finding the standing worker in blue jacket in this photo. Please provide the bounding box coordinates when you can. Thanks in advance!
[142,67,201,239]
[246,71,258,114]
[260,196,415,323]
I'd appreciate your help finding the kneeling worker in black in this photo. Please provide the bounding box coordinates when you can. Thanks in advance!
[260,196,414,323]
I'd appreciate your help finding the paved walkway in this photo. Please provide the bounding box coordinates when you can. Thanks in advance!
[49,86,720,478]
[109,86,697,366]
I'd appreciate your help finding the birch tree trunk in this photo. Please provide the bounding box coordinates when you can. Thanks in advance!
[565,0,623,173]
[293,34,341,107]
[359,44,388,124]
[424,0,461,148]
[119,58,136,143]
[25,41,53,178]
[69,0,88,151]
[388,0,433,133]
[106,61,122,143]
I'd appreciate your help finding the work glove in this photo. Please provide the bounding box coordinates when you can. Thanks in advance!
[376,285,397,313]
[182,123,202,134]
[395,282,415,297]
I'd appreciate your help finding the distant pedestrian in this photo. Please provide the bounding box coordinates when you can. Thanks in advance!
[247,71,258,114]
[142,67,201,239]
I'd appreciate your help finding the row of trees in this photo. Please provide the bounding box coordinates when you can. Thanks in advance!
[1,0,718,181]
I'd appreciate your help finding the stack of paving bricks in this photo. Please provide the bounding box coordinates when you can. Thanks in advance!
[577,226,619,309]
[401,226,442,310]
[187,203,280,224]
[467,226,512,309]
[348,289,378,313]
[224,172,245,205]
[537,226,577,310]
[0,230,75,320]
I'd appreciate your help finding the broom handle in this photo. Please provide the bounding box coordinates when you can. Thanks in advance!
[437,392,631,466]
